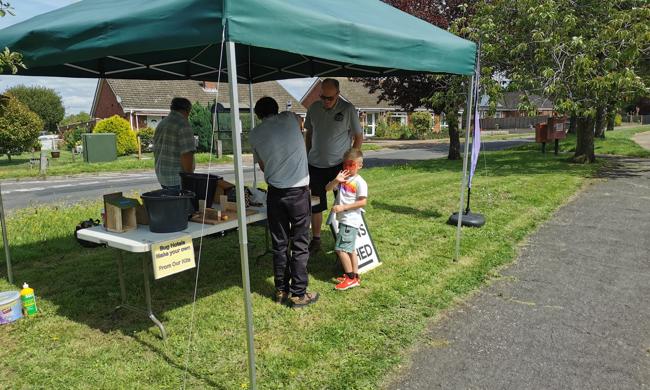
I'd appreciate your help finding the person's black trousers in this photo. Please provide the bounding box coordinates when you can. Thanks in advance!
[267,185,311,296]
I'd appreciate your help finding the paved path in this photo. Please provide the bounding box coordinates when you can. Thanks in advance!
[633,131,650,150]
[392,157,650,390]
[0,139,530,211]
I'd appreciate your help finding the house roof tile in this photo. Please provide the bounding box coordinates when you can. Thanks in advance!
[104,79,303,113]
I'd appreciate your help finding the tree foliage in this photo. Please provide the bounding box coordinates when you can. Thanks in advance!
[5,85,65,132]
[354,0,483,160]
[61,112,92,127]
[93,115,138,156]
[0,95,43,160]
[189,102,213,152]
[137,126,155,152]
[63,127,85,150]
[470,0,650,162]
[0,2,25,74]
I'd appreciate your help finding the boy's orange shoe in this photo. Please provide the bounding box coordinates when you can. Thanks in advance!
[335,275,360,290]
[336,274,361,283]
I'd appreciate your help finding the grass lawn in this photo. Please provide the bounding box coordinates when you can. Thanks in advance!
[361,143,382,151]
[0,151,231,180]
[0,149,601,389]
[514,125,650,158]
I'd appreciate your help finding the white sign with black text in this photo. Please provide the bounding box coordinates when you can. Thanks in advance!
[328,213,381,273]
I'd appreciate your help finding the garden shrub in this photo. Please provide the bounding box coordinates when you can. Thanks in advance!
[137,127,155,152]
[410,112,433,139]
[93,115,138,156]
[614,114,622,127]
[63,127,85,150]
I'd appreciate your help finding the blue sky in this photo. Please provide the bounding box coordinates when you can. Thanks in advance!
[0,0,314,114]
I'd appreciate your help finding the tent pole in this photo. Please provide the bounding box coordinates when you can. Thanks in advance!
[0,183,12,284]
[248,46,257,188]
[249,81,257,188]
[454,73,476,262]
[226,41,257,390]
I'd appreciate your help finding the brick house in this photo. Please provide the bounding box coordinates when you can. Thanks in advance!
[91,79,304,130]
[301,77,436,137]
[478,91,554,119]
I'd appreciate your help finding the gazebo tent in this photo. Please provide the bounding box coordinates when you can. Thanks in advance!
[0,0,476,388]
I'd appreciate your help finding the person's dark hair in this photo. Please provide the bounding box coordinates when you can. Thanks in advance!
[170,97,192,113]
[322,78,340,91]
[254,96,279,119]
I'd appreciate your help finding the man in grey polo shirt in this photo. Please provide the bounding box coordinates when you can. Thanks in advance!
[153,97,196,189]
[249,96,319,308]
[305,78,363,253]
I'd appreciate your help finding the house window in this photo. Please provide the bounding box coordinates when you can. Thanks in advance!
[389,112,408,126]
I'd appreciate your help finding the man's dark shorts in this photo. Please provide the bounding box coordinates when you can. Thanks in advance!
[308,163,343,213]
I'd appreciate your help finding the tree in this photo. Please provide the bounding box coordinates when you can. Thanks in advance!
[93,115,138,156]
[189,102,213,152]
[0,2,25,74]
[0,95,43,160]
[354,0,483,160]
[471,0,649,163]
[61,112,92,127]
[5,85,65,132]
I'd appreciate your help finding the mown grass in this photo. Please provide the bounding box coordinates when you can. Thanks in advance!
[361,143,382,151]
[0,150,600,389]
[0,151,231,180]
[514,125,650,157]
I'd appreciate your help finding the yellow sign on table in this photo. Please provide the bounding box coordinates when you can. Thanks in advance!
[151,235,196,279]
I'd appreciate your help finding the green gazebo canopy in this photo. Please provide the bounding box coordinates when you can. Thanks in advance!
[0,0,476,82]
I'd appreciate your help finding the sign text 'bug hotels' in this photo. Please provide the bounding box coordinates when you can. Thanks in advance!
[151,235,196,279]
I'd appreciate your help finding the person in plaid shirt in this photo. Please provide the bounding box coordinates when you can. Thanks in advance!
[153,97,196,189]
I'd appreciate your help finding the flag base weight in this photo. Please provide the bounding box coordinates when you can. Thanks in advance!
[447,211,485,228]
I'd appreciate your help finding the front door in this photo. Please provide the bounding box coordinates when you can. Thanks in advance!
[364,112,376,137]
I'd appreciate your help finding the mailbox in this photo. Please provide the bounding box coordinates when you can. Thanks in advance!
[535,117,567,154]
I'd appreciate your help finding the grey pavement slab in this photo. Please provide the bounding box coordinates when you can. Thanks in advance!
[392,157,650,390]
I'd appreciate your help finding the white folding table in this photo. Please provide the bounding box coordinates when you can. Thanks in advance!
[76,197,318,339]
[76,207,268,340]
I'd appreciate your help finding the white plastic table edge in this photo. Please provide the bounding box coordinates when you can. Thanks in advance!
[77,206,267,253]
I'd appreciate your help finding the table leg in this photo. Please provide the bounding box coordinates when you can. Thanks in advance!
[113,252,167,340]
[142,253,167,340]
[116,252,127,307]
[255,221,273,262]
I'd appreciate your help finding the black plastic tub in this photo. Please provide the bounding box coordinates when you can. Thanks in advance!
[141,189,195,233]
[180,172,222,212]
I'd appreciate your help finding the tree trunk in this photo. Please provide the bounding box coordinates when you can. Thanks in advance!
[573,116,596,163]
[606,108,616,131]
[594,106,606,139]
[6,153,11,162]
[568,113,577,134]
[447,112,461,160]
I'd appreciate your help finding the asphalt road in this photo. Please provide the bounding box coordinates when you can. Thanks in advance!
[0,138,530,211]
[391,157,650,390]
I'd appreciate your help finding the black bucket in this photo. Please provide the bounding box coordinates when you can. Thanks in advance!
[141,189,195,233]
[180,172,222,212]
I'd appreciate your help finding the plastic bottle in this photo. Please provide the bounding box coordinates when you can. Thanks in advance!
[20,283,37,316]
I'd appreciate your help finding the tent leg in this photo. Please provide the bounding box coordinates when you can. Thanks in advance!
[454,74,476,262]
[0,183,12,284]
[226,41,257,390]
[249,81,257,188]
